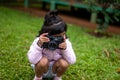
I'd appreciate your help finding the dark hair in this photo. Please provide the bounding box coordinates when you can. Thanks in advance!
[37,10,67,36]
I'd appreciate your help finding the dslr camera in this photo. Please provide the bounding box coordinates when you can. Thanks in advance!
[42,35,64,50]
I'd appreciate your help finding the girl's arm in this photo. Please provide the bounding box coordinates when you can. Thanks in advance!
[27,37,43,64]
[61,39,76,64]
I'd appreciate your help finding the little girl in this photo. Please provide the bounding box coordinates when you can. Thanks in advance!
[27,10,76,80]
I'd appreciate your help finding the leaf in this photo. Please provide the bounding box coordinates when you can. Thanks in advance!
[113,16,120,22]
[104,49,110,57]
[104,14,113,23]
[116,68,120,74]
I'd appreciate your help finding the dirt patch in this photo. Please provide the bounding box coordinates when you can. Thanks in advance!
[88,32,112,38]
[8,6,120,34]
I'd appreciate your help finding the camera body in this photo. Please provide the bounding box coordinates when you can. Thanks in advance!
[42,35,64,50]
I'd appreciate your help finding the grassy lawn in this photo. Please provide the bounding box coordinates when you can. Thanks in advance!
[0,7,120,80]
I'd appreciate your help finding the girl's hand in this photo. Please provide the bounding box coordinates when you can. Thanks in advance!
[59,35,67,50]
[38,33,50,46]
[59,41,67,50]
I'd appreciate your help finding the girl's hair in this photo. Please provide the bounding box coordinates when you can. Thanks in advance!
[37,10,67,36]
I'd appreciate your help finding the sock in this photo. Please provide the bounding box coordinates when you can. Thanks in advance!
[54,76,62,80]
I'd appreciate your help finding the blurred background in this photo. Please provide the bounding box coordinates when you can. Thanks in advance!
[0,0,120,35]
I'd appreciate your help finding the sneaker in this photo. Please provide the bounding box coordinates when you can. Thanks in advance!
[54,76,62,80]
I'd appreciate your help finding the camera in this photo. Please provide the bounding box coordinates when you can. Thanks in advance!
[42,35,64,50]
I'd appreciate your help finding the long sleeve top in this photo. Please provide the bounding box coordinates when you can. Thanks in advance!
[27,37,76,65]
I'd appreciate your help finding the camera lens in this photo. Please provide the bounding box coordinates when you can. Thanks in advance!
[48,41,57,50]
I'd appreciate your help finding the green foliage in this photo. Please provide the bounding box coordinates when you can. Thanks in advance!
[0,7,120,80]
[84,0,120,33]
[96,8,120,33]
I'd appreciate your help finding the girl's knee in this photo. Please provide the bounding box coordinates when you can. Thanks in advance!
[36,57,49,68]
[58,59,69,68]
[53,58,69,76]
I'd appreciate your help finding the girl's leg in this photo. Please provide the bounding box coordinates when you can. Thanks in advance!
[52,58,69,77]
[35,57,49,78]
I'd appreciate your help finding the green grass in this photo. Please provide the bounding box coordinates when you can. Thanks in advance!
[0,7,120,80]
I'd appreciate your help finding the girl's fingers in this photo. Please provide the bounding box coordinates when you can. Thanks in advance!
[40,37,49,42]
[59,42,66,49]
[42,37,49,42]
[39,33,50,43]
[40,33,48,38]
[41,33,48,37]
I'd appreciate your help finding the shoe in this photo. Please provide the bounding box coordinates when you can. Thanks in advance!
[54,76,62,80]
[33,76,42,80]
